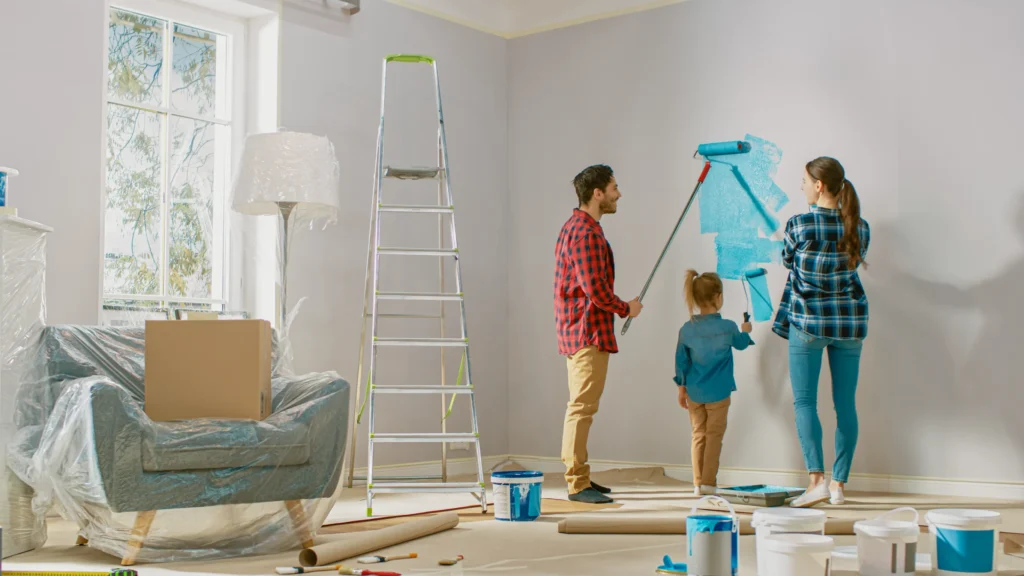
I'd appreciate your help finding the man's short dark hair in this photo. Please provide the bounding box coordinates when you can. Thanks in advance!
[573,165,614,206]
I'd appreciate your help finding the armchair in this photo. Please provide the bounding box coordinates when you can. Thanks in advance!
[8,325,350,565]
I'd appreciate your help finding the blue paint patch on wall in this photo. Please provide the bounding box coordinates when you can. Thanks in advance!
[699,134,789,281]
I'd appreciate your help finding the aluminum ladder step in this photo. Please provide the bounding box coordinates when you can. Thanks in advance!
[383,166,440,180]
[376,291,463,301]
[373,385,474,394]
[373,337,467,347]
[379,204,453,214]
[369,482,482,493]
[370,432,477,443]
[377,247,458,257]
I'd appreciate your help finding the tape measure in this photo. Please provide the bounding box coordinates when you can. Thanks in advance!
[2,565,138,569]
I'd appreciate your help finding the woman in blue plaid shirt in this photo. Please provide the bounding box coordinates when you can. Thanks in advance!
[773,157,870,508]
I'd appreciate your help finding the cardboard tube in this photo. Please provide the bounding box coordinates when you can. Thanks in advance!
[300,512,459,566]
[557,515,858,536]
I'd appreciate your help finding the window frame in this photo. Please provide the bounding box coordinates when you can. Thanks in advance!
[101,0,247,314]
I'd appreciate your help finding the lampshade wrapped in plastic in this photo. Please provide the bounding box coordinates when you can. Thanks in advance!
[231,131,341,224]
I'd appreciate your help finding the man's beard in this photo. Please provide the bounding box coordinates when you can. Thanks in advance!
[600,199,617,214]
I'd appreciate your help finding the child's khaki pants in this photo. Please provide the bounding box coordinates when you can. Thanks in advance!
[688,396,731,487]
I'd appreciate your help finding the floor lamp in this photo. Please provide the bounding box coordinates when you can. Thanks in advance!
[231,131,340,330]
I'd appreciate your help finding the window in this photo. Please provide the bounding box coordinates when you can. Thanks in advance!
[103,0,244,315]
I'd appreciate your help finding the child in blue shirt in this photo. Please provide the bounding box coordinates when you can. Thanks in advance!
[673,269,753,495]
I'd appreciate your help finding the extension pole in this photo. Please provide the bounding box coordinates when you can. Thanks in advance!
[621,160,711,335]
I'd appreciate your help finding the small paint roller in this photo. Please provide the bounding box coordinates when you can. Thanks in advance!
[621,140,751,335]
[357,553,417,564]
[741,267,767,322]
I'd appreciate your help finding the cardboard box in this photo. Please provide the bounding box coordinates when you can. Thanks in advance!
[144,319,272,422]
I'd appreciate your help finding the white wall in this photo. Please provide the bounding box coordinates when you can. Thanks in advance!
[0,0,105,325]
[508,0,1024,483]
[278,0,509,466]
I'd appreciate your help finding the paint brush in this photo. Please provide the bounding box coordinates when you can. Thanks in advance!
[338,569,401,576]
[275,565,344,575]
[357,553,417,564]
[438,555,464,566]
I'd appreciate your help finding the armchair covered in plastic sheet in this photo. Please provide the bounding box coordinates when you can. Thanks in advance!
[7,325,350,565]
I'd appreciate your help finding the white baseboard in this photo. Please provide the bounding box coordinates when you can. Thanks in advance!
[351,454,1024,501]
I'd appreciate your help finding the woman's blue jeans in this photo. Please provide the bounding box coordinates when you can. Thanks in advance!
[788,327,863,483]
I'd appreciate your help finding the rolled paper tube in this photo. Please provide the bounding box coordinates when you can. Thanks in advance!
[557,515,858,535]
[299,512,459,567]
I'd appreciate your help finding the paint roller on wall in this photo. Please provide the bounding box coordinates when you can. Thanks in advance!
[742,267,773,323]
[621,141,751,335]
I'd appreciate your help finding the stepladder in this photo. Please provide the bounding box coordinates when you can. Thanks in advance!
[343,54,487,516]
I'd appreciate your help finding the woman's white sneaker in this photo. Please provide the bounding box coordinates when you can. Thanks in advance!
[830,485,846,505]
[789,483,830,508]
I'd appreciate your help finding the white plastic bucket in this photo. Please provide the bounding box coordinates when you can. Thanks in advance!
[854,507,920,576]
[752,508,827,576]
[686,495,739,576]
[926,509,1001,576]
[760,533,835,576]
[490,470,542,521]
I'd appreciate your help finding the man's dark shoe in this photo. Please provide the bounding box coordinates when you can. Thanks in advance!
[568,487,613,504]
[590,481,612,494]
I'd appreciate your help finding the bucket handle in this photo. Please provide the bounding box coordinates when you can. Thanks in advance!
[691,495,738,523]
[877,506,919,525]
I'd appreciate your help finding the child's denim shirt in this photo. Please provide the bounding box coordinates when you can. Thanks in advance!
[673,313,754,404]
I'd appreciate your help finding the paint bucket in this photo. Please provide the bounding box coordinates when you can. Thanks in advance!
[760,533,835,576]
[752,507,827,576]
[926,509,1001,576]
[686,495,739,576]
[490,470,542,522]
[0,167,18,207]
[853,507,920,576]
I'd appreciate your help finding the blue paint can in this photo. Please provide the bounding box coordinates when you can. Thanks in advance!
[685,496,739,575]
[491,470,542,522]
[926,509,1001,576]
[0,167,18,207]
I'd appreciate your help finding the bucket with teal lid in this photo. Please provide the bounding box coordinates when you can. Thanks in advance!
[491,470,542,522]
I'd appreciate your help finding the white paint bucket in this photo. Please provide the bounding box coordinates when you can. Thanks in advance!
[926,509,1001,576]
[854,507,920,576]
[760,533,835,576]
[490,470,542,521]
[752,507,827,576]
[686,495,739,576]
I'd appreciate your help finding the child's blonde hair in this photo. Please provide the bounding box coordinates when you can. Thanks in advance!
[684,269,723,318]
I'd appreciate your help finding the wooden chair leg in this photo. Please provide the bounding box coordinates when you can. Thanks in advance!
[285,500,314,548]
[75,535,89,546]
[121,510,156,566]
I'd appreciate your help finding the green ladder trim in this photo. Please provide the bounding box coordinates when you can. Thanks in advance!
[386,54,435,64]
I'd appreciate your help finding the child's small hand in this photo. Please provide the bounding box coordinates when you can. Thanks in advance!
[741,322,752,333]
[677,387,688,410]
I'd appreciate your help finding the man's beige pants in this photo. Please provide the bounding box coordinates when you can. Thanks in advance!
[562,345,609,494]
[688,396,731,487]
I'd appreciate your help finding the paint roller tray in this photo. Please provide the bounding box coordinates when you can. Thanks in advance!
[714,484,805,507]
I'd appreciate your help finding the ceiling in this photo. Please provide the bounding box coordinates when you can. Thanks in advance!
[383,0,686,39]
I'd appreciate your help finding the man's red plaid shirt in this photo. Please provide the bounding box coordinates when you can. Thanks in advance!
[554,209,630,356]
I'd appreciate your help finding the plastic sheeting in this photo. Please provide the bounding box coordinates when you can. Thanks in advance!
[0,216,51,558]
[7,323,351,563]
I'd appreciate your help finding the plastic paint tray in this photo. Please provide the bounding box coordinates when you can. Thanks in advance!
[715,484,805,507]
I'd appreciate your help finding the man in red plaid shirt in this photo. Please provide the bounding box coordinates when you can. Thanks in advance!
[554,164,642,504]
